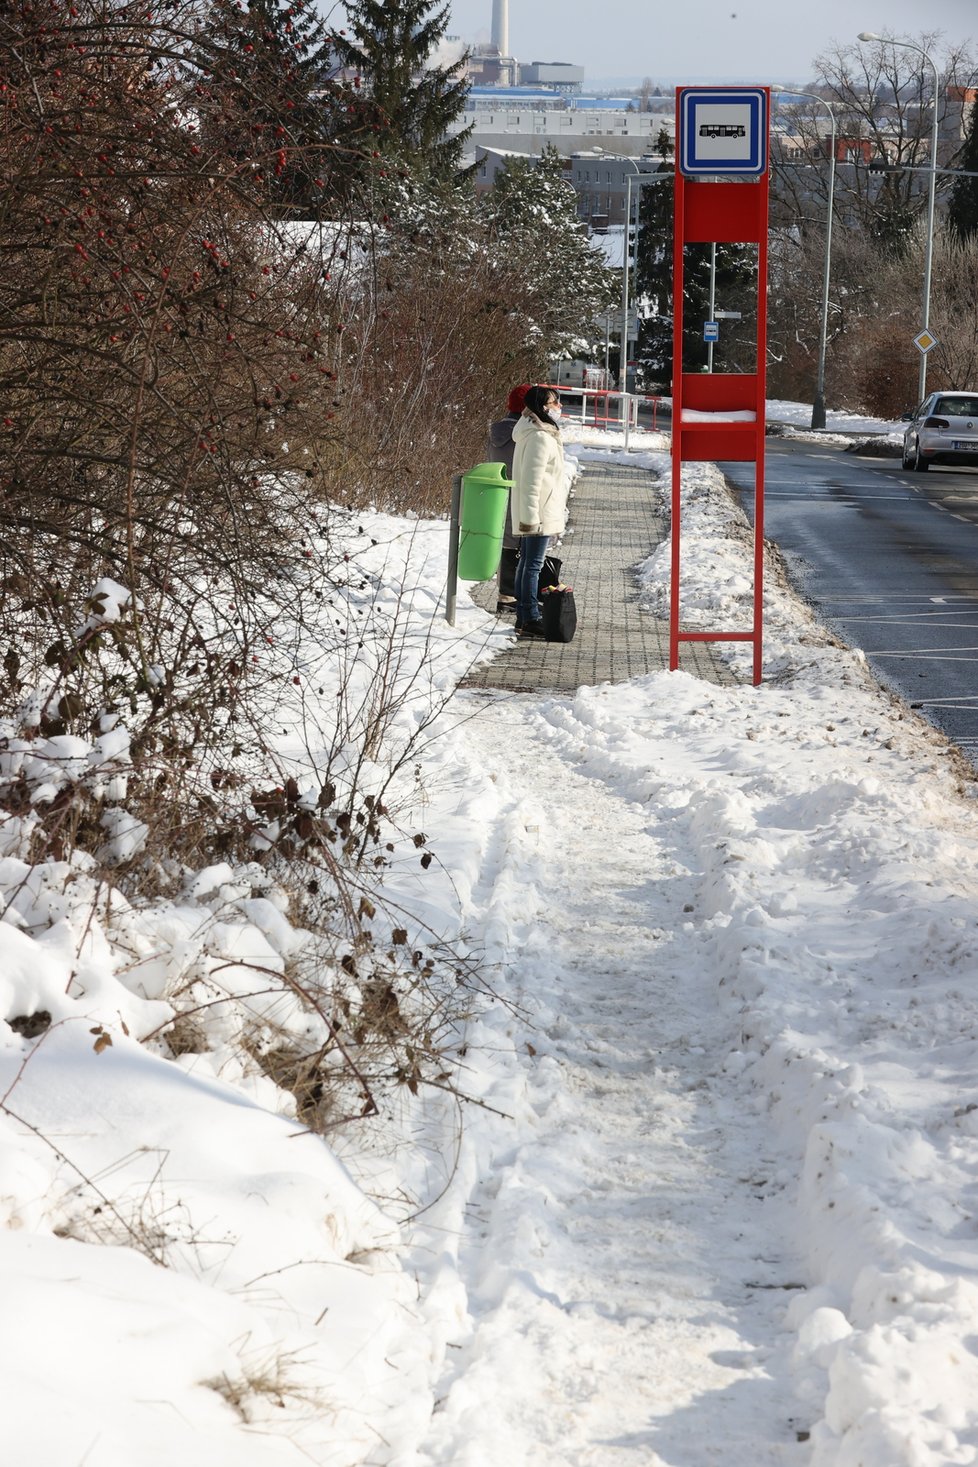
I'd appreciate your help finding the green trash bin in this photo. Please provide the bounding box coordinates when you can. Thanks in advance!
[457,461,513,582]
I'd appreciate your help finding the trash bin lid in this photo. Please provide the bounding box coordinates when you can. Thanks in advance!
[463,461,513,486]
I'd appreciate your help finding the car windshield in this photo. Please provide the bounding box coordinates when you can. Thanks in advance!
[935,396,978,417]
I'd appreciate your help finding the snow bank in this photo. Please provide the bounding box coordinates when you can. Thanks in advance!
[0,509,505,1465]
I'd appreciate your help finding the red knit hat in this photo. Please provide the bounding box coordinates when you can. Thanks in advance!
[507,383,532,414]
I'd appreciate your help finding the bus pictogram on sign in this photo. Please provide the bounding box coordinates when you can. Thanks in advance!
[679,88,768,176]
[699,124,746,138]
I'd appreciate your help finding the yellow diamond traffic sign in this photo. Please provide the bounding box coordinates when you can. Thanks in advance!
[914,329,938,353]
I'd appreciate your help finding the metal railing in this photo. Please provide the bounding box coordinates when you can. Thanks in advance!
[546,384,666,437]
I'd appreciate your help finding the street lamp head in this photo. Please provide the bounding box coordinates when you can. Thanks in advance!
[858,31,881,41]
[770,84,837,124]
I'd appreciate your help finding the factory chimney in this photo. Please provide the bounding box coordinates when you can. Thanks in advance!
[490,0,509,62]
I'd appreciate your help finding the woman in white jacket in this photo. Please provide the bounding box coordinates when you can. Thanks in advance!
[511,385,568,637]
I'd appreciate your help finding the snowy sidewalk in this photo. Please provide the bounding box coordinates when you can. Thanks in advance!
[404,445,978,1467]
[463,460,738,692]
[415,692,804,1465]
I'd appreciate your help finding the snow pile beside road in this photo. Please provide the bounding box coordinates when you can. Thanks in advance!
[635,455,846,682]
[0,509,503,1466]
[0,847,431,1466]
[530,653,978,1466]
[767,399,901,436]
[633,453,978,1466]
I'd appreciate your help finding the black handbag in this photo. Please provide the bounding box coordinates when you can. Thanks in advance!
[540,584,577,643]
[539,555,562,591]
[514,549,562,598]
[497,546,518,599]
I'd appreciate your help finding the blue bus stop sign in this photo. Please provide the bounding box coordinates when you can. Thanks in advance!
[679,88,768,177]
[704,321,719,343]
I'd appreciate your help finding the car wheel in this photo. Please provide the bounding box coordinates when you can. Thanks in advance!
[901,440,914,469]
[913,441,930,472]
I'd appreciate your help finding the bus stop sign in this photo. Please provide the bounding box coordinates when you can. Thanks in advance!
[670,84,770,686]
[679,87,768,176]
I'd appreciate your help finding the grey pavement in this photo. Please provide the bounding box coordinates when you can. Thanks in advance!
[461,459,739,694]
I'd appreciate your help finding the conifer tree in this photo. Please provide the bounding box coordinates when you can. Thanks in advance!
[482,146,617,360]
[329,0,472,183]
[633,173,674,390]
[634,138,754,390]
[948,97,978,242]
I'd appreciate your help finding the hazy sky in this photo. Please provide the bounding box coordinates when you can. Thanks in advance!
[443,0,975,86]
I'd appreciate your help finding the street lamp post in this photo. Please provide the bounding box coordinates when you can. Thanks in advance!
[706,243,717,373]
[773,86,838,430]
[620,166,668,447]
[858,31,941,401]
[621,164,646,400]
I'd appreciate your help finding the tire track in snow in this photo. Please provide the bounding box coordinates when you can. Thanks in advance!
[418,694,806,1467]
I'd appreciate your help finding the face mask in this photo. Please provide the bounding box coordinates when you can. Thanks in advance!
[549,404,562,419]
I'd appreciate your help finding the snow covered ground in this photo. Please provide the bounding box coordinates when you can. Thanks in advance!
[4,422,978,1466]
[764,400,901,437]
[560,391,902,447]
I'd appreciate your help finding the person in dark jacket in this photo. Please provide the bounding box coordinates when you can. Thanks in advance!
[486,384,531,611]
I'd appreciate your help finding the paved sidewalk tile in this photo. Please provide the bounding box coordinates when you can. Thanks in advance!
[461,460,740,694]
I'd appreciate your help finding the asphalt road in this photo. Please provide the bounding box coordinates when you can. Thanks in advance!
[720,439,978,763]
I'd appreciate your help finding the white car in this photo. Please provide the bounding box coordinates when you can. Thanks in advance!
[901,391,978,472]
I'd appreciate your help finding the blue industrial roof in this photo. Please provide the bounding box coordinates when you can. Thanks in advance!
[466,88,640,111]
[573,97,635,110]
[467,87,560,101]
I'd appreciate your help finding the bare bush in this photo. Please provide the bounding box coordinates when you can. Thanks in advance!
[771,35,977,250]
[830,225,978,414]
[929,230,978,389]
[0,2,557,1139]
[769,228,901,411]
[0,2,358,776]
[332,239,543,514]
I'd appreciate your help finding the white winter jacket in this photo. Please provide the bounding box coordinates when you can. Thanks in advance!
[511,411,567,537]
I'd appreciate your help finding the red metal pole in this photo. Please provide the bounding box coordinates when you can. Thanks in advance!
[752,157,770,686]
[669,136,686,672]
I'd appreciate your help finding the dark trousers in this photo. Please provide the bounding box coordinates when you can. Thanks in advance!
[514,534,550,625]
